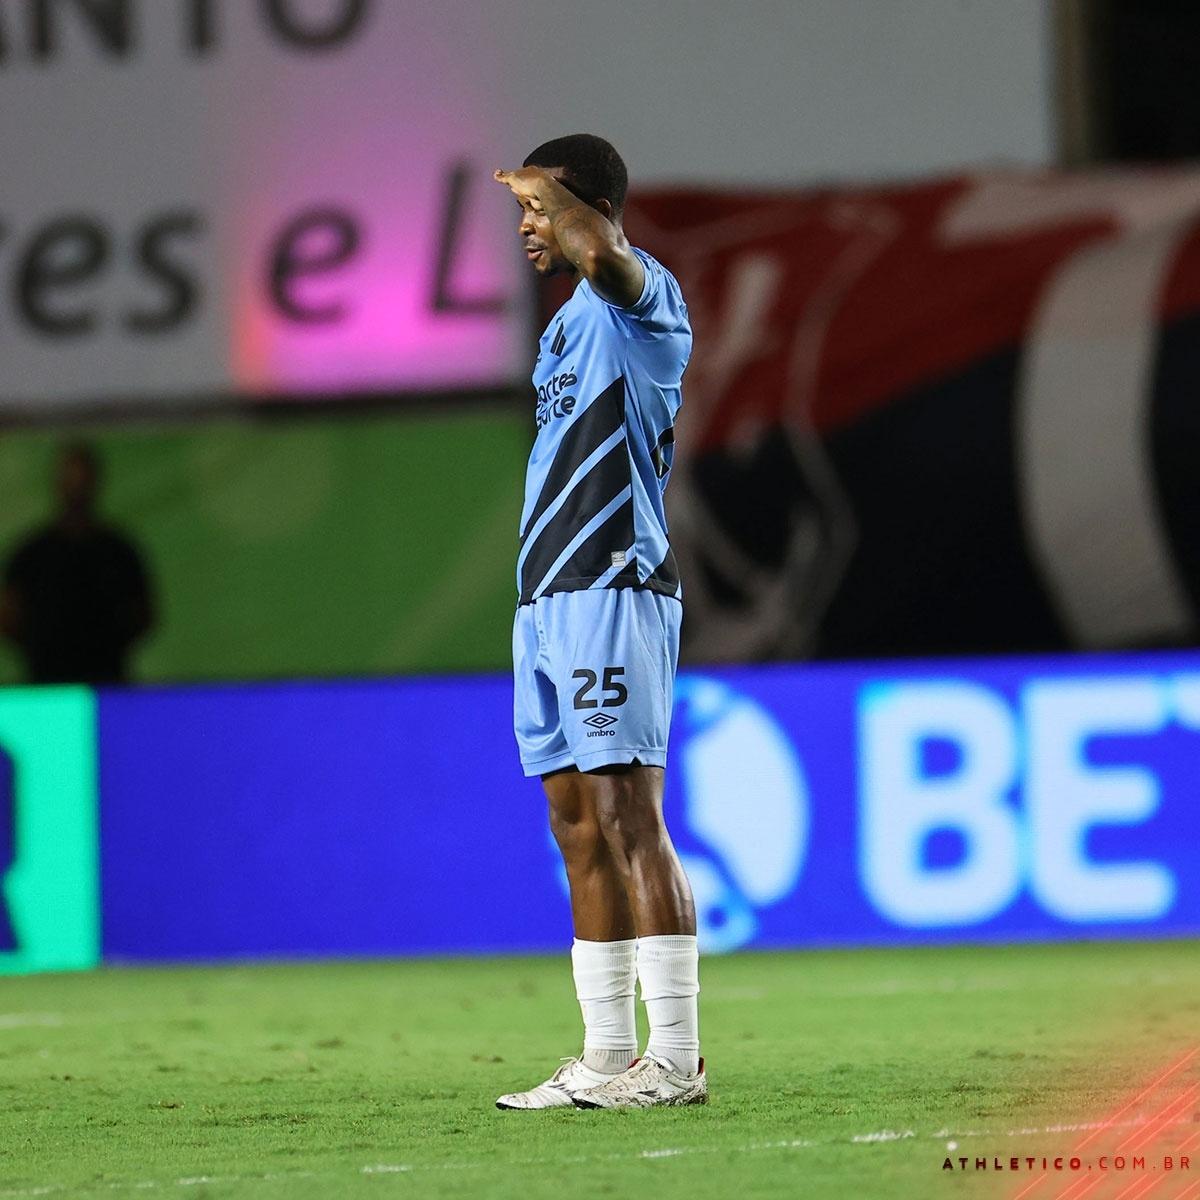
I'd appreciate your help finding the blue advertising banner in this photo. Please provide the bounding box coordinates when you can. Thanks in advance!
[96,652,1200,961]
[98,677,566,959]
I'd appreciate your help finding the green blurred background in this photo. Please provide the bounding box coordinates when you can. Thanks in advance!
[0,406,530,685]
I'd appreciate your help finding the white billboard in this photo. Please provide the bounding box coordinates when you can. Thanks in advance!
[0,0,1051,412]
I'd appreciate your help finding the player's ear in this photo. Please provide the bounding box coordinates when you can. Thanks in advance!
[594,198,614,222]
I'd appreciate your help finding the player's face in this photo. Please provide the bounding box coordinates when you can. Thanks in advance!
[516,167,572,277]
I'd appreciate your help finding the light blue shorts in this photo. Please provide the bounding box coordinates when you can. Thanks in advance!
[513,588,682,777]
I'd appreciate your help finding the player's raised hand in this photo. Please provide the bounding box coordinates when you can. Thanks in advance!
[493,167,550,211]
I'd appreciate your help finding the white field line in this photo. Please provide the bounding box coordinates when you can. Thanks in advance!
[701,987,769,1001]
[4,1115,1194,1198]
[821,972,1189,997]
[933,1116,1197,1139]
[0,968,1184,1032]
[686,970,1189,1002]
[0,1014,64,1030]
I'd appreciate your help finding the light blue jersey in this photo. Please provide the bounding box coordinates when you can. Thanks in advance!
[516,248,691,605]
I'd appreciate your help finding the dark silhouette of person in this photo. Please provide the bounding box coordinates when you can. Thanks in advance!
[1,442,155,684]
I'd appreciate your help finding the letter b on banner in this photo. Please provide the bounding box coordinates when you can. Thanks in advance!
[860,683,1021,926]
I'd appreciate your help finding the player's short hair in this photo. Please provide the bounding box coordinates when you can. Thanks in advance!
[523,134,628,216]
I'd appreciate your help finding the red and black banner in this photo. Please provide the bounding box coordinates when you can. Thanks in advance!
[599,170,1200,661]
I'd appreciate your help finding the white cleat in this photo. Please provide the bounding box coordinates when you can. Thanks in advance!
[572,1053,708,1109]
[495,1057,626,1110]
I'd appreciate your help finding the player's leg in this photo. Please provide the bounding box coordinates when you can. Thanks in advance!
[495,784,638,1107]
[586,762,694,936]
[544,590,704,1107]
[574,762,704,1105]
[544,766,636,940]
[497,605,635,1109]
[543,769,639,1075]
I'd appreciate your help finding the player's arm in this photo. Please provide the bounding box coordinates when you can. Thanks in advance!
[494,167,644,308]
[534,174,643,307]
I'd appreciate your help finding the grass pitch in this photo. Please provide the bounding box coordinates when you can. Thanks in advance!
[1,941,1198,1199]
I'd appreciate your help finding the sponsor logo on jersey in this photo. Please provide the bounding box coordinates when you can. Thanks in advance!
[535,371,577,428]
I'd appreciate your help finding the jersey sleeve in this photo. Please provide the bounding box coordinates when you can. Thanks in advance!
[597,248,688,339]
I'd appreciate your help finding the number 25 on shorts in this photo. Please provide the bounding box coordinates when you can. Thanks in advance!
[571,667,628,710]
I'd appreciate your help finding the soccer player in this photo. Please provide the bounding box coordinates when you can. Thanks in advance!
[492,135,705,1110]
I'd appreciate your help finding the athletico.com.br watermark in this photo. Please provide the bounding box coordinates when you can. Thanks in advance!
[941,1154,1192,1174]
[934,1047,1199,1198]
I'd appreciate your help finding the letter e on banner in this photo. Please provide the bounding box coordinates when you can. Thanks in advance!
[268,208,361,324]
[1025,677,1175,922]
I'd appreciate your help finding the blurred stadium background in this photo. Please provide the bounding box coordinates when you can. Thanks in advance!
[1,2,1199,1197]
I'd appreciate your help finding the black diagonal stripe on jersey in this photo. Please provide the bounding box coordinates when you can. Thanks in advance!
[551,322,566,355]
[651,425,676,479]
[519,440,632,601]
[520,376,626,542]
[646,544,681,596]
[606,556,641,587]
[536,498,635,598]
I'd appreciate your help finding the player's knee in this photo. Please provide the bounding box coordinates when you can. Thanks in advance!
[594,788,662,864]
[548,804,606,867]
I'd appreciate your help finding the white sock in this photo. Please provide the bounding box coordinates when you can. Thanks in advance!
[571,938,637,1074]
[637,934,700,1077]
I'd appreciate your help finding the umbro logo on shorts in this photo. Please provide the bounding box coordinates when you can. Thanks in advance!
[583,712,619,737]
